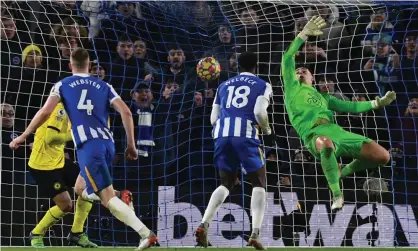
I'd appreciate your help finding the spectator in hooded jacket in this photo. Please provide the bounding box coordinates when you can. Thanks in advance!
[203,22,234,72]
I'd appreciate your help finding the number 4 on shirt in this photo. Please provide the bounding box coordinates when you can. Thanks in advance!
[77,89,94,115]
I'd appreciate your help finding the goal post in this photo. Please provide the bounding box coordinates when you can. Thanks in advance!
[1,0,417,248]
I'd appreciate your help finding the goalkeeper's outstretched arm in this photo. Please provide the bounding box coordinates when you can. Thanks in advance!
[327,91,396,113]
[282,16,326,92]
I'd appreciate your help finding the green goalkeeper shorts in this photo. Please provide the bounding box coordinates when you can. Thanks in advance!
[304,123,373,160]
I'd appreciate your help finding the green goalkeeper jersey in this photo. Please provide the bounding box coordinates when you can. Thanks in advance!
[281,37,374,141]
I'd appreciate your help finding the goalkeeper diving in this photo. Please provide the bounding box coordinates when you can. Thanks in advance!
[281,16,395,210]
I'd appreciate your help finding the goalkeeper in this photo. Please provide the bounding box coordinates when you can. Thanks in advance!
[27,103,133,248]
[281,16,395,210]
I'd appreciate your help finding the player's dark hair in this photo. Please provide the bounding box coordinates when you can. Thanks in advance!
[71,48,90,69]
[238,51,257,73]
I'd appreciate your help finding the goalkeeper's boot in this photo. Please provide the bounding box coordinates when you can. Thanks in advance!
[195,222,209,247]
[248,232,266,250]
[136,231,158,251]
[29,232,44,248]
[119,190,134,211]
[331,195,344,211]
[67,232,98,248]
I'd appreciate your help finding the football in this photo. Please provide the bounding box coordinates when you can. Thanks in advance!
[197,57,221,81]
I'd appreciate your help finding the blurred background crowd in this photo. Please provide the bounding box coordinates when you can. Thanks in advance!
[1,0,418,247]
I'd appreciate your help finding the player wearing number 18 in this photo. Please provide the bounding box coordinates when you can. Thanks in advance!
[10,48,157,250]
[281,16,395,211]
[196,52,272,250]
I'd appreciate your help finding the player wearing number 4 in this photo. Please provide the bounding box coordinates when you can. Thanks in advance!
[10,48,157,250]
[26,101,135,248]
[196,52,272,250]
[282,16,395,211]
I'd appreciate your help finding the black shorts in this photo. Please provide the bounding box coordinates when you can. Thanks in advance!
[28,160,80,199]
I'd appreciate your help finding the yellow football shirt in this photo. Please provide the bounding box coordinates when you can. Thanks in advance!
[28,103,72,170]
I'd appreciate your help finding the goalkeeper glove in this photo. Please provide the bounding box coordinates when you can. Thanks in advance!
[371,91,396,109]
[300,16,327,37]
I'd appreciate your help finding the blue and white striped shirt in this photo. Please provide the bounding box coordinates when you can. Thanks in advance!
[50,74,119,148]
[212,72,272,140]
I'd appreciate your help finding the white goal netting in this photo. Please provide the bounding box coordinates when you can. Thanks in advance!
[1,0,417,247]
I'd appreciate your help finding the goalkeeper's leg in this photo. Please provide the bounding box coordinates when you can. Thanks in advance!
[341,141,390,177]
[315,136,343,210]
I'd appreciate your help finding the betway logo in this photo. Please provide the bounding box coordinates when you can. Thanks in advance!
[156,186,418,247]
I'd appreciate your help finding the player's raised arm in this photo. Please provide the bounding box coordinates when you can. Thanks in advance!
[254,82,273,135]
[10,94,60,150]
[111,98,138,160]
[282,16,326,91]
[327,91,396,113]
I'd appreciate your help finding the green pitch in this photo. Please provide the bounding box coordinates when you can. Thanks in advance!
[2,248,418,251]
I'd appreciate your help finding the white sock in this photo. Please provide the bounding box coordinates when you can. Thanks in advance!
[251,187,266,232]
[201,185,229,224]
[82,189,101,201]
[107,197,150,238]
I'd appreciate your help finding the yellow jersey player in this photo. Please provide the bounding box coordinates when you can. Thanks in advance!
[28,103,133,248]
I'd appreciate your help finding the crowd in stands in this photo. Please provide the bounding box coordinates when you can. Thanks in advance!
[1,2,418,243]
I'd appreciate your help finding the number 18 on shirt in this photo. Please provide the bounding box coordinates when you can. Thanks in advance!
[212,72,272,173]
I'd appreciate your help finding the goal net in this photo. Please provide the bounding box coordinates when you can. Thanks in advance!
[1,0,417,248]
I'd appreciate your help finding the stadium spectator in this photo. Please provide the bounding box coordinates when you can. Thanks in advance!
[22,45,43,69]
[90,64,106,81]
[0,15,16,40]
[296,41,328,74]
[203,23,234,72]
[162,80,180,100]
[109,35,150,100]
[93,2,143,60]
[134,39,148,59]
[4,44,54,122]
[317,75,349,101]
[33,1,83,39]
[152,44,203,96]
[1,102,29,171]
[392,98,418,158]
[235,4,282,78]
[134,38,157,75]
[47,37,78,78]
[400,33,418,97]
[126,81,179,180]
[304,6,350,54]
[1,103,15,130]
[361,7,396,56]
[40,17,89,57]
[363,33,400,97]
[1,15,25,70]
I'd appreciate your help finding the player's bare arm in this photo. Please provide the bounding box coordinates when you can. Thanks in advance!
[111,98,138,160]
[10,95,60,150]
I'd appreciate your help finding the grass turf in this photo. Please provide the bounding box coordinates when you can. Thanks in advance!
[1,248,417,251]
